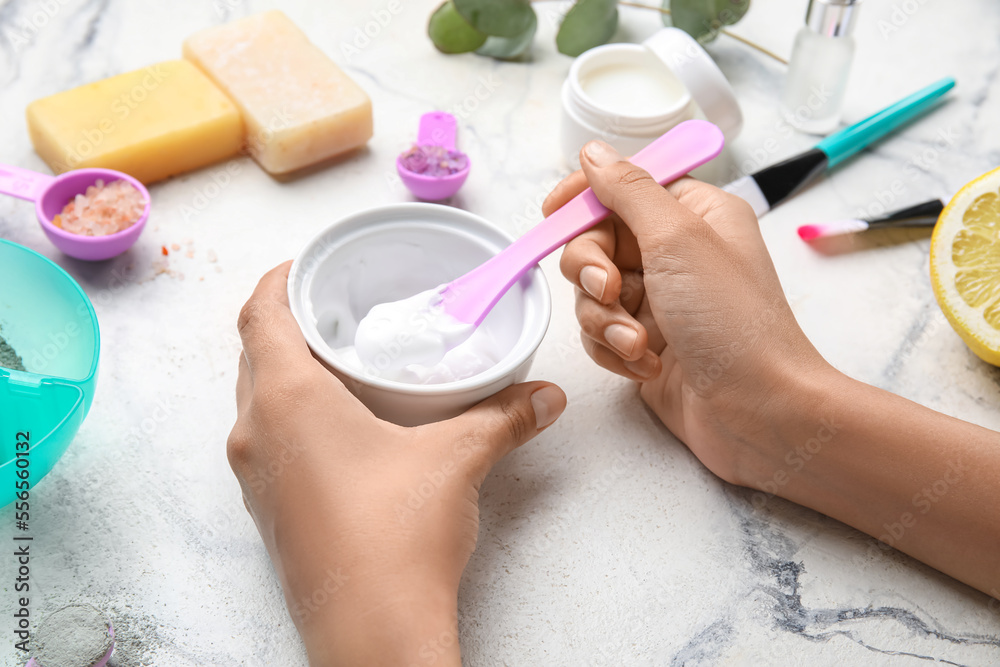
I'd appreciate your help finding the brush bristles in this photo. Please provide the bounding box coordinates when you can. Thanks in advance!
[797,219,870,241]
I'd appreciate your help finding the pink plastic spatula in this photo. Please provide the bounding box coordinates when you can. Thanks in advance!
[441,119,725,326]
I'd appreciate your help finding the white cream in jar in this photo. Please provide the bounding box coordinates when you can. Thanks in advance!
[349,284,498,384]
[288,203,551,426]
[302,225,521,386]
[560,27,743,163]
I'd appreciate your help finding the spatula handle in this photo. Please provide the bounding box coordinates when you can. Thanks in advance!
[442,120,726,325]
[0,163,53,202]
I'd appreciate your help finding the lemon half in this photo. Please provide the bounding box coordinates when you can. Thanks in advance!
[930,166,1000,366]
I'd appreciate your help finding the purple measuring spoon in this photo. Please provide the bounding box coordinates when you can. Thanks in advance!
[441,119,725,326]
[396,111,471,201]
[0,164,150,261]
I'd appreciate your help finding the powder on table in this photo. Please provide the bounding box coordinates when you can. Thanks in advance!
[52,179,145,237]
[399,145,469,177]
[34,604,114,667]
[0,332,26,372]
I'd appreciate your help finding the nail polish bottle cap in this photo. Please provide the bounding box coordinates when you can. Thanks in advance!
[805,0,862,38]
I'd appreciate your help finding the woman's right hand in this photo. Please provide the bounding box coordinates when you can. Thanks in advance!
[548,141,835,486]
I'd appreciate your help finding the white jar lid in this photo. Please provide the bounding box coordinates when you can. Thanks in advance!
[642,28,743,142]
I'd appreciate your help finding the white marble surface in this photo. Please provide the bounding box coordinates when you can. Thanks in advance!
[2,0,999,665]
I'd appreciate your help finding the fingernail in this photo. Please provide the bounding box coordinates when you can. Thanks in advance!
[604,324,638,357]
[579,265,607,301]
[530,386,564,430]
[624,353,658,379]
[584,141,621,168]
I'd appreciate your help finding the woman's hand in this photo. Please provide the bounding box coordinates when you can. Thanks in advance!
[551,142,1000,600]
[228,262,566,666]
[548,141,832,486]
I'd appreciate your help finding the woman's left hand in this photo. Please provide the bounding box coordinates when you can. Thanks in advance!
[228,262,566,666]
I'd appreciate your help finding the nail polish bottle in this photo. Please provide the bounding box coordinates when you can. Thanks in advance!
[781,0,862,135]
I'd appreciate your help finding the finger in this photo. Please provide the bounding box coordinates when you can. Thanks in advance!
[665,177,765,245]
[237,261,315,381]
[236,351,252,418]
[581,333,661,383]
[618,268,647,317]
[634,296,667,354]
[436,381,567,482]
[560,219,621,304]
[542,170,588,217]
[579,141,723,264]
[664,177,740,220]
[575,290,648,362]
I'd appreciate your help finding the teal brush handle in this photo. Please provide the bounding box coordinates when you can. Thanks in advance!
[816,76,955,168]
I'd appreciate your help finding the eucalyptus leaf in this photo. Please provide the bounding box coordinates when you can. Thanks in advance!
[667,0,750,43]
[476,10,537,60]
[428,0,488,54]
[453,0,536,38]
[556,0,619,57]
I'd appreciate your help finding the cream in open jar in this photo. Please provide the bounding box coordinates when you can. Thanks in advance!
[303,224,522,386]
[560,28,742,162]
[349,283,498,384]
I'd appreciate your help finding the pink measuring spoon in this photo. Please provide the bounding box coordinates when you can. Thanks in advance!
[0,164,150,261]
[396,111,471,201]
[441,119,725,326]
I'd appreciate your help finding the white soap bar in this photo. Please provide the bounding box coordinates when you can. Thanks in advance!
[183,10,373,174]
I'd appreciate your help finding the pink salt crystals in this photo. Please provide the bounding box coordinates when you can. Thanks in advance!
[52,179,146,236]
[398,145,469,178]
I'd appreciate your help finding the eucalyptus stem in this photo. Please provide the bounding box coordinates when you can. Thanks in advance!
[616,0,788,65]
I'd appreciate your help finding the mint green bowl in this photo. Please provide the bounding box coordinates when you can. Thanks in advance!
[0,239,99,507]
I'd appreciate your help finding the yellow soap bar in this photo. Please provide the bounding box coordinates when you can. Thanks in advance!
[183,10,373,175]
[26,60,243,184]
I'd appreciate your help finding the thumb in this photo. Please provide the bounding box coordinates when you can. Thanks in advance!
[579,140,720,268]
[437,382,566,481]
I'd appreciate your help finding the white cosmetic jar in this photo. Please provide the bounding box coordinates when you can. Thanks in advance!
[561,27,743,163]
[288,203,551,427]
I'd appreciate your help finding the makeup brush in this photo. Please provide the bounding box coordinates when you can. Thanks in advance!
[724,77,955,217]
[797,199,944,241]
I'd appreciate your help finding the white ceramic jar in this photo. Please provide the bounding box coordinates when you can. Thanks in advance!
[561,27,743,164]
